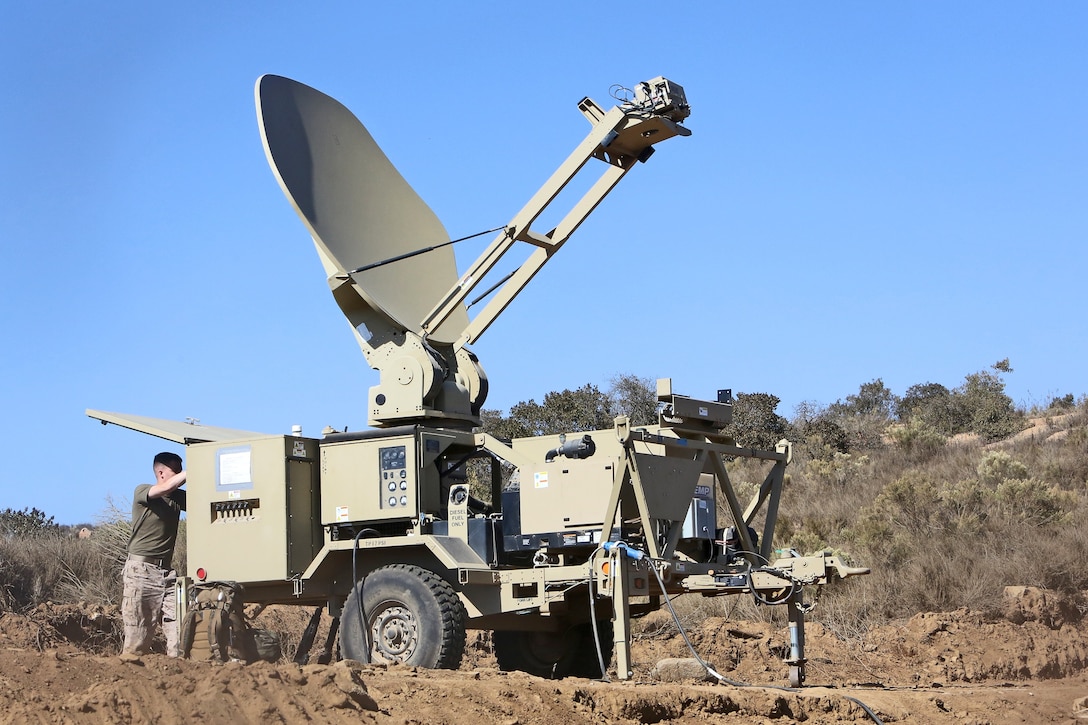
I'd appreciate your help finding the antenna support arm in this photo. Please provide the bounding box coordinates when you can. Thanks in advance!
[418,77,691,349]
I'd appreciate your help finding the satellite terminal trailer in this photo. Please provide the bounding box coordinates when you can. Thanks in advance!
[90,75,866,685]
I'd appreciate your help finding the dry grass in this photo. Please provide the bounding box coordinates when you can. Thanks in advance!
[775,401,1088,635]
[0,496,189,613]
[0,535,113,611]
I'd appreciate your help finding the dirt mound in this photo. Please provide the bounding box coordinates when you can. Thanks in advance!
[872,607,1088,683]
[0,602,118,654]
[0,646,889,725]
[2,593,1088,724]
[627,593,1088,688]
[1002,585,1083,629]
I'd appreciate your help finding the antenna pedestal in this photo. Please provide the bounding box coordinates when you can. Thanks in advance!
[366,335,486,429]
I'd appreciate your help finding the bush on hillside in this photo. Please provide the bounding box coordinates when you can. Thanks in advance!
[887,418,946,460]
[896,382,967,435]
[790,401,850,461]
[0,507,59,539]
[960,366,1023,441]
[827,379,898,451]
[896,360,1024,441]
[725,392,789,450]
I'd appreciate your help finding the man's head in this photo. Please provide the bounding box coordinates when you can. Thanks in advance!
[153,451,183,480]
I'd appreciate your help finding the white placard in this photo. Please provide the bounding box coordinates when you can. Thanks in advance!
[219,449,252,487]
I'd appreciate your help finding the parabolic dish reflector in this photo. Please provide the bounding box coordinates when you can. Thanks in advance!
[256,74,468,345]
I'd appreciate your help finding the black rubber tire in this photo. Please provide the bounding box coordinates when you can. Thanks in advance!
[494,620,613,679]
[340,563,466,669]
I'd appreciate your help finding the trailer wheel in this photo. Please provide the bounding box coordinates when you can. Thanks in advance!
[494,620,613,679]
[789,664,804,688]
[340,564,465,669]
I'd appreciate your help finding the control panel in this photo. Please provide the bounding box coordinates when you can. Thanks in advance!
[380,445,412,511]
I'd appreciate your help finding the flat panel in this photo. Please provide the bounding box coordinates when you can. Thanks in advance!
[631,453,704,523]
[86,409,263,444]
[286,459,320,577]
[320,434,417,524]
[519,458,615,536]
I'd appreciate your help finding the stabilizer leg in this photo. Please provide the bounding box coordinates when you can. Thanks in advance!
[786,593,807,687]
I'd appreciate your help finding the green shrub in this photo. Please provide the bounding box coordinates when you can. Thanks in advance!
[0,507,59,539]
[867,470,942,531]
[993,477,1074,526]
[790,402,849,460]
[958,365,1024,441]
[805,452,870,488]
[976,450,1028,484]
[897,382,968,436]
[826,379,897,451]
[725,392,788,450]
[830,379,898,420]
[1048,393,1076,411]
[887,419,946,459]
[607,373,659,426]
[946,477,994,532]
[894,361,1026,442]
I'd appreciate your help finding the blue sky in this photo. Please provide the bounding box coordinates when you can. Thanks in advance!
[2,3,1085,524]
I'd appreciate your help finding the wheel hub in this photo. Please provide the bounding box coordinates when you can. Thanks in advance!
[371,604,418,662]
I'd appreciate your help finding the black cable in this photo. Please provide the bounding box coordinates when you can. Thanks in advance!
[586,544,611,682]
[608,83,658,118]
[609,84,630,101]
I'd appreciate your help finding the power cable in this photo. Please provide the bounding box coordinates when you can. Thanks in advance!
[586,544,610,682]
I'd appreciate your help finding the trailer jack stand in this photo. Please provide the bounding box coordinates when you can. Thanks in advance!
[611,549,634,680]
[786,593,808,688]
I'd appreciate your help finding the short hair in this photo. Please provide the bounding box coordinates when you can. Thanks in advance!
[153,451,183,474]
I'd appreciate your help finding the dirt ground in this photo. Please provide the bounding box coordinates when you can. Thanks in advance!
[1,587,1086,724]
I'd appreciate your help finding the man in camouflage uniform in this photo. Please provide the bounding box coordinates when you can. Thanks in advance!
[121,451,186,657]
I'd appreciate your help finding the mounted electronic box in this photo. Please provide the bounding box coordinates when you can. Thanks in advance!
[89,74,866,685]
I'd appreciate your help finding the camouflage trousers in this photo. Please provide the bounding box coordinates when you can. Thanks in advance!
[121,558,178,656]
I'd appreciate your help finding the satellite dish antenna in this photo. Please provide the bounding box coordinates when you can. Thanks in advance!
[256,74,468,345]
[256,74,691,428]
[257,75,485,428]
